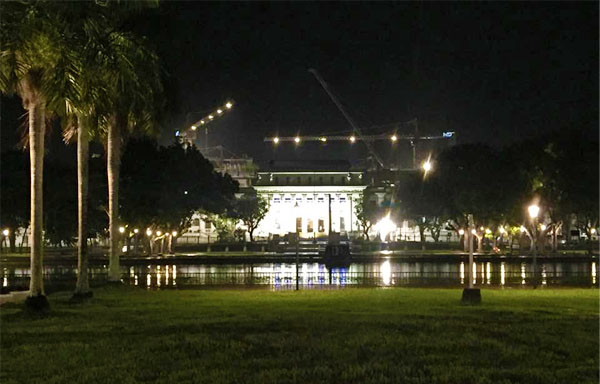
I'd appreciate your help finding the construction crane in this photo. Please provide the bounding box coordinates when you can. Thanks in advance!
[176,100,235,150]
[263,70,455,169]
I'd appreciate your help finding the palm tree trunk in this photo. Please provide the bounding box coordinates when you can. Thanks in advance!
[28,100,46,299]
[75,115,91,295]
[107,118,122,282]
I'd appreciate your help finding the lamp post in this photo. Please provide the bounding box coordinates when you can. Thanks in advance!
[528,204,540,288]
[461,214,481,304]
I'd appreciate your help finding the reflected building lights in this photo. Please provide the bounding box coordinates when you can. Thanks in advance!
[157,272,161,287]
[472,262,477,286]
[541,266,547,285]
[146,274,151,287]
[460,262,465,285]
[3,277,7,287]
[381,260,391,286]
[500,263,505,286]
[592,262,596,285]
[134,274,138,286]
[521,263,526,285]
[486,262,491,285]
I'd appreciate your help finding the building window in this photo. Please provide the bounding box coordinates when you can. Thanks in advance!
[339,196,346,203]
[307,219,314,233]
[318,219,325,233]
[284,197,291,203]
[340,217,345,231]
[296,217,302,233]
[193,218,200,227]
[317,196,324,203]
[273,197,281,204]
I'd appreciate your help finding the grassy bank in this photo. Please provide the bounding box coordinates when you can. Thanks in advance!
[1,287,598,384]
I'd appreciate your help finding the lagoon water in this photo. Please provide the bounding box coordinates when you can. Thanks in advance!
[2,259,597,291]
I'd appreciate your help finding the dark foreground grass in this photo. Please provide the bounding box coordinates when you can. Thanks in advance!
[1,287,598,384]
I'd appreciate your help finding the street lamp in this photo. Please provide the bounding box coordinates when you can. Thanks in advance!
[2,229,8,236]
[349,135,356,143]
[422,160,432,173]
[119,226,125,234]
[528,203,540,288]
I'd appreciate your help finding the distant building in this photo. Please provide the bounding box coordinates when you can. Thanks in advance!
[252,160,368,239]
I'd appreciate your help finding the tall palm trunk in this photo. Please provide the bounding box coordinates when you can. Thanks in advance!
[75,115,91,295]
[28,98,46,300]
[107,116,122,282]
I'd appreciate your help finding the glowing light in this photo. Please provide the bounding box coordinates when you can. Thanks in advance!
[2,229,8,236]
[184,191,188,195]
[521,263,526,285]
[208,115,214,120]
[422,160,432,172]
[122,246,127,253]
[540,224,546,231]
[146,229,152,237]
[191,125,197,130]
[156,231,162,236]
[133,228,139,234]
[480,226,484,231]
[217,109,223,115]
[171,231,177,237]
[485,228,491,234]
[499,227,505,234]
[528,204,540,219]
[460,262,465,284]
[471,229,477,235]
[500,263,505,285]
[375,214,396,241]
[225,102,233,109]
[381,260,391,286]
[486,262,491,284]
[458,229,465,235]
[273,137,280,144]
[391,135,397,142]
[520,225,526,233]
[320,137,327,142]
[294,137,300,143]
[119,226,125,234]
[472,262,477,285]
[200,120,205,125]
[591,228,597,234]
[593,262,596,285]
[349,136,356,143]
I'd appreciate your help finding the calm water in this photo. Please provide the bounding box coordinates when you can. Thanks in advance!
[2,260,598,290]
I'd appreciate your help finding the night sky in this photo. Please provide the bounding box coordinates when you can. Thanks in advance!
[1,2,598,167]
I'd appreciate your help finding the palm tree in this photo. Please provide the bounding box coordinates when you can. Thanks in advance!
[0,2,77,309]
[98,29,164,282]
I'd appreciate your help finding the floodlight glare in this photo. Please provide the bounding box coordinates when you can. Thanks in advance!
[349,136,356,143]
[391,135,398,142]
[191,125,197,130]
[273,137,280,144]
[225,102,233,109]
[294,137,300,143]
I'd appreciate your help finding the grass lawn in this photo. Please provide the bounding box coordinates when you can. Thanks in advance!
[1,287,598,384]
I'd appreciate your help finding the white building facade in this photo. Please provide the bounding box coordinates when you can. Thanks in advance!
[252,163,368,239]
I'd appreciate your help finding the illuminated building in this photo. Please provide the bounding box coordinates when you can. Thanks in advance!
[253,160,368,238]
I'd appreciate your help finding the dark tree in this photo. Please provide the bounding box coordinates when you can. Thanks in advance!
[232,192,268,242]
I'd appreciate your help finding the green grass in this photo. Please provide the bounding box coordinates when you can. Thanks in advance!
[1,287,598,384]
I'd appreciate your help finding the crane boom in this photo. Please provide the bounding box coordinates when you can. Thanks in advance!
[308,69,385,168]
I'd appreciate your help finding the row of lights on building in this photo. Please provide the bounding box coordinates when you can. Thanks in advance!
[118,226,178,237]
[190,101,233,131]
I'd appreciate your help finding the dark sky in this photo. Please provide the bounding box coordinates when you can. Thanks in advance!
[2,2,598,167]
[150,1,597,166]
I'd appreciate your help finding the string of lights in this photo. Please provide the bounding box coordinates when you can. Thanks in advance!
[264,131,454,144]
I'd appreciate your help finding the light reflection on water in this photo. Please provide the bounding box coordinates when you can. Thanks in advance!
[0,260,597,289]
